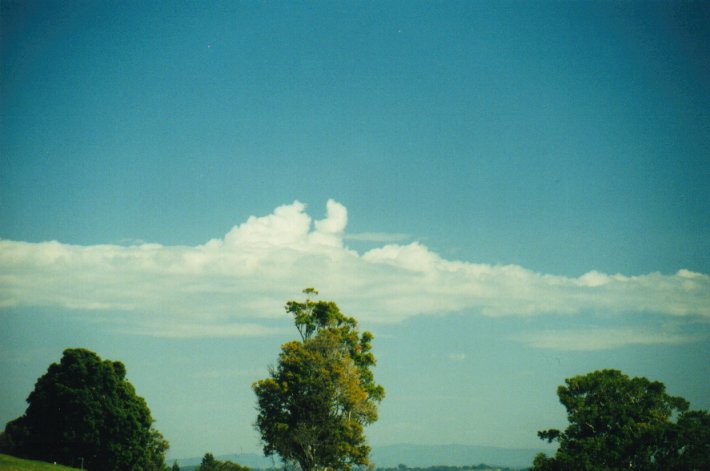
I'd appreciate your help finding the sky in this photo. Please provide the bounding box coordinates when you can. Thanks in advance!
[1,0,709,462]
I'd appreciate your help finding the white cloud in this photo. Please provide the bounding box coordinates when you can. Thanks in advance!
[447,353,466,361]
[514,328,707,351]
[1,199,709,337]
[314,199,348,236]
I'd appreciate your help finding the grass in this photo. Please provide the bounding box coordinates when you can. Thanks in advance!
[0,454,79,470]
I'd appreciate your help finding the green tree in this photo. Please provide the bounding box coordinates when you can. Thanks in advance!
[653,409,710,470]
[0,431,12,454]
[253,289,384,471]
[3,348,168,470]
[534,369,710,470]
[197,452,249,471]
[198,453,218,470]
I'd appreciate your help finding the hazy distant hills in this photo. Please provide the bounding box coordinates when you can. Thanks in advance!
[370,444,550,468]
[176,443,552,469]
[175,452,277,469]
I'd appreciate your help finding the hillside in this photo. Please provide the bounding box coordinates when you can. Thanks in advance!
[0,454,79,471]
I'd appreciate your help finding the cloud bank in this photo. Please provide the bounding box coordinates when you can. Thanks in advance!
[1,200,708,340]
[514,328,706,351]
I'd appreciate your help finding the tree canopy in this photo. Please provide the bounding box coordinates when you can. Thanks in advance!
[3,348,169,470]
[533,369,710,471]
[196,452,249,471]
[253,289,384,471]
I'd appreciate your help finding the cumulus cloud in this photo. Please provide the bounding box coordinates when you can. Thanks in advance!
[1,199,709,337]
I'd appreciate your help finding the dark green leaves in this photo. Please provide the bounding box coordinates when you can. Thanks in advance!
[534,369,708,471]
[3,348,168,471]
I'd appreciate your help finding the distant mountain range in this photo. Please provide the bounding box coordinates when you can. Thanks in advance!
[370,444,551,468]
[175,443,553,469]
[175,452,277,469]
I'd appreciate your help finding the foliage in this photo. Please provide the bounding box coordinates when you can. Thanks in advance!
[3,348,169,471]
[376,466,514,471]
[0,453,80,471]
[196,453,249,471]
[0,433,10,455]
[253,289,384,471]
[534,369,710,471]
[653,409,710,470]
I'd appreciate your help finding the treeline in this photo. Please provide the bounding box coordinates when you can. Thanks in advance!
[376,465,514,471]
[4,351,710,470]
[2,292,710,470]
[188,453,250,471]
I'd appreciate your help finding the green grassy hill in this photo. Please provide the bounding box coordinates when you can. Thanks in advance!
[0,454,79,470]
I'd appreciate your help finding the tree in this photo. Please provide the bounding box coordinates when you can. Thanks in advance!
[197,452,250,471]
[198,453,217,470]
[253,289,384,470]
[0,431,11,454]
[653,409,710,470]
[3,348,169,470]
[534,369,710,470]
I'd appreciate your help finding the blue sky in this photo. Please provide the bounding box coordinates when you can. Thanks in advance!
[1,0,709,462]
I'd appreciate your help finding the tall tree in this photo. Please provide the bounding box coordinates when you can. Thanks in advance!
[3,348,168,470]
[253,289,384,471]
[534,369,709,471]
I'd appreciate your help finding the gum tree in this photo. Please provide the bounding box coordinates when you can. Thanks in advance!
[253,289,384,470]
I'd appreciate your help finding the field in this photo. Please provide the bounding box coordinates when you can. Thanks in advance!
[0,454,79,471]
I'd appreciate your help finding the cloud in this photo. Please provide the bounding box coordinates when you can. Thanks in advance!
[116,321,290,339]
[514,328,707,351]
[447,353,466,361]
[1,199,709,337]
